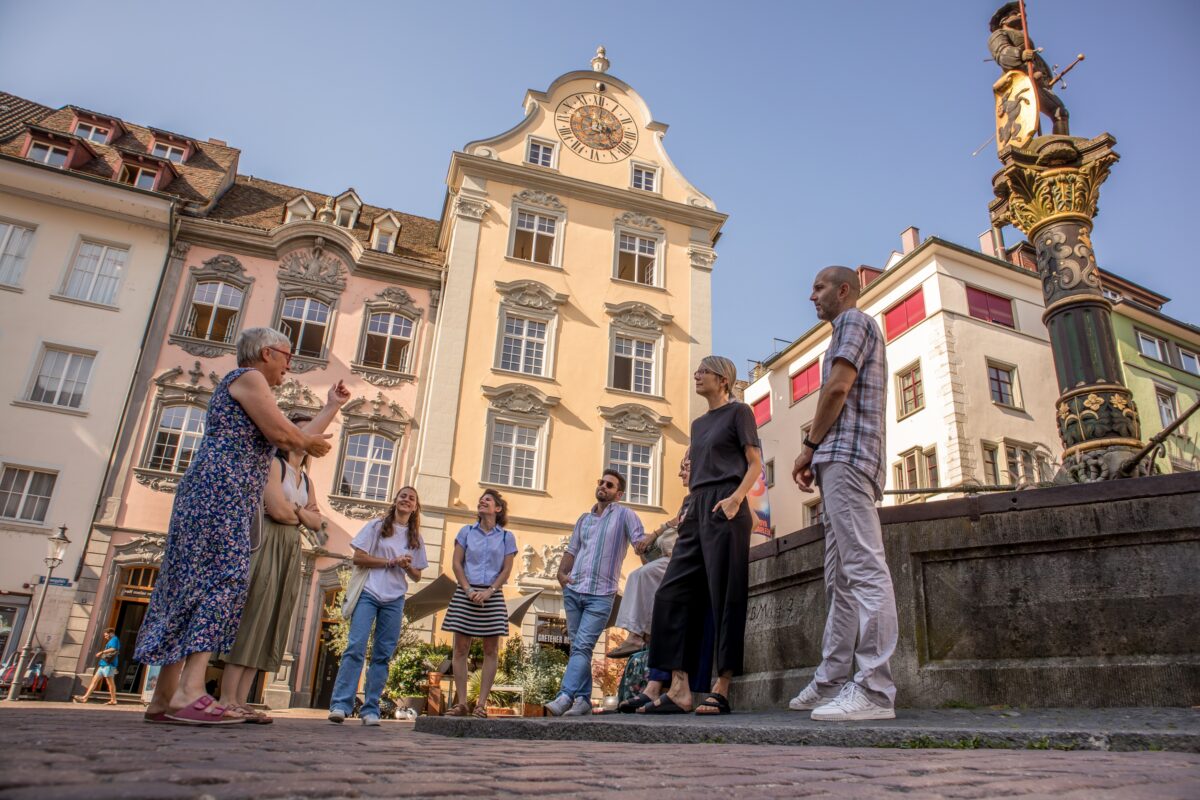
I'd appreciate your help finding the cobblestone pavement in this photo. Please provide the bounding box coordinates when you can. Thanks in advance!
[1,704,1197,799]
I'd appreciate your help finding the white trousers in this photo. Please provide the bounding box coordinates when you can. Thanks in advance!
[813,461,898,707]
[614,556,669,635]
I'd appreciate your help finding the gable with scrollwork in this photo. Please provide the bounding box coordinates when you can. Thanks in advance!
[599,403,671,436]
[274,379,325,418]
[341,392,412,439]
[278,237,348,304]
[605,301,673,334]
[364,286,424,319]
[483,383,560,419]
[495,279,568,316]
[190,253,255,290]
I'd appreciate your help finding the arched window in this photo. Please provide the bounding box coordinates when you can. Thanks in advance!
[183,281,244,343]
[338,432,396,501]
[146,405,205,474]
[279,296,331,358]
[361,312,414,373]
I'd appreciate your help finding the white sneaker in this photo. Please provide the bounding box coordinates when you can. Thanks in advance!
[327,709,346,724]
[788,681,840,711]
[810,682,895,721]
[562,697,592,716]
[361,714,380,726]
[544,694,573,716]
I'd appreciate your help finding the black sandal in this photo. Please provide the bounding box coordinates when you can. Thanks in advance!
[638,694,690,714]
[695,692,732,715]
[618,692,654,713]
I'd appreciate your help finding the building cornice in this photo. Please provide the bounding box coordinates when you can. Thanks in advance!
[443,152,727,246]
[177,217,444,289]
[0,153,174,228]
[1112,299,1200,344]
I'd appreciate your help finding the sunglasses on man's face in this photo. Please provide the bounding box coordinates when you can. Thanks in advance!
[596,479,618,490]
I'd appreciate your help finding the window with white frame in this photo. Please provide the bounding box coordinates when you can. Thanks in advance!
[73,122,110,143]
[338,432,397,501]
[896,361,923,418]
[28,142,69,167]
[0,221,35,287]
[28,347,94,409]
[360,312,414,373]
[499,315,547,376]
[487,420,540,488]
[0,466,57,523]
[145,405,206,473]
[631,164,657,192]
[151,142,185,163]
[1137,331,1169,362]
[1003,442,1039,486]
[987,360,1019,407]
[612,335,656,394]
[804,498,824,528]
[892,446,938,498]
[526,138,555,168]
[616,232,657,285]
[1181,348,1199,376]
[182,281,244,343]
[608,437,653,505]
[1156,388,1178,429]
[118,163,157,190]
[981,442,1001,485]
[63,241,127,306]
[279,296,331,358]
[512,209,557,265]
[284,197,315,223]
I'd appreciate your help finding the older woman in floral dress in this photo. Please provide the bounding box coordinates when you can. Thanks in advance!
[136,327,333,725]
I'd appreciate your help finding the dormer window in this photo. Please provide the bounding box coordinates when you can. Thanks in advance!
[371,213,401,254]
[119,163,158,190]
[333,190,363,229]
[30,142,70,168]
[284,196,316,223]
[152,142,186,163]
[147,129,193,165]
[73,122,111,144]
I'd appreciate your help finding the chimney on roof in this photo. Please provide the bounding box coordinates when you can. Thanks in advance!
[978,228,1003,258]
[900,226,920,254]
[208,137,226,146]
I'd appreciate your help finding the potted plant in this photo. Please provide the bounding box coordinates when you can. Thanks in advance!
[513,643,567,717]
[385,636,432,716]
[592,632,625,712]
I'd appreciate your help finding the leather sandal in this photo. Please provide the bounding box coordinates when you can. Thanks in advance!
[446,703,470,717]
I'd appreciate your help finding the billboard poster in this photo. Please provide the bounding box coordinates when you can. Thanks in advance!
[748,467,773,538]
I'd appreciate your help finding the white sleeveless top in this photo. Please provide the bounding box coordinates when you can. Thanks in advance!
[280,460,309,506]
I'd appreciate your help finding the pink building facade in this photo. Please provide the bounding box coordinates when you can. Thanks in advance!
[67,176,443,707]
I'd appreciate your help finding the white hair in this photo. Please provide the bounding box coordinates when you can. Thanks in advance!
[236,327,291,367]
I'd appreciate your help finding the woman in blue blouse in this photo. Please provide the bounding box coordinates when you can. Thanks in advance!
[442,489,517,717]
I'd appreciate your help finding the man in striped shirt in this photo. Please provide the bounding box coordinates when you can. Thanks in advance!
[790,265,898,722]
[545,469,647,716]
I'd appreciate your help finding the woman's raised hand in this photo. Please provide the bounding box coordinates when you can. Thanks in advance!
[304,433,334,457]
[327,380,351,407]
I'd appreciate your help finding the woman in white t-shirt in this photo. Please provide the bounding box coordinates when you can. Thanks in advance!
[328,486,428,726]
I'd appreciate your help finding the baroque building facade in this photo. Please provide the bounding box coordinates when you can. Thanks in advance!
[412,49,725,647]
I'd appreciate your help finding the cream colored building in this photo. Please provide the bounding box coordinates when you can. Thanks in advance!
[0,151,174,677]
[413,49,726,643]
[746,229,1063,536]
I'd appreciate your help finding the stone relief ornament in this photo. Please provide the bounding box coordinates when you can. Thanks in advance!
[482,384,560,418]
[605,301,672,332]
[454,196,489,220]
[133,471,180,493]
[513,189,566,212]
[341,392,412,438]
[279,241,347,290]
[688,246,716,271]
[328,497,387,520]
[273,379,324,415]
[175,341,230,359]
[351,367,415,387]
[599,403,671,434]
[172,241,192,260]
[496,279,567,312]
[517,537,570,581]
[371,286,424,318]
[615,211,664,233]
[113,533,166,566]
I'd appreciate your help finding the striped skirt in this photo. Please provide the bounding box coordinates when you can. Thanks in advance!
[442,585,509,638]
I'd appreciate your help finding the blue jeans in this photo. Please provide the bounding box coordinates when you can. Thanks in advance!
[329,591,406,719]
[558,587,614,701]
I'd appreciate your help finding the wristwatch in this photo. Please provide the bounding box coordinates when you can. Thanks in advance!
[803,436,821,451]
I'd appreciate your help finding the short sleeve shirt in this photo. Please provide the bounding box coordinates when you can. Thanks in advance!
[455,523,518,587]
[688,402,761,490]
[566,503,645,596]
[350,519,430,604]
[99,636,119,668]
[811,308,888,494]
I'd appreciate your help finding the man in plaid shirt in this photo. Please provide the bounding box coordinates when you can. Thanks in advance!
[790,265,898,721]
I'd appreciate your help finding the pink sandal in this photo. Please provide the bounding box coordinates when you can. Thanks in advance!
[164,694,243,725]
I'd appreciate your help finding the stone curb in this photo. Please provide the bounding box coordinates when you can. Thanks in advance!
[415,708,1200,752]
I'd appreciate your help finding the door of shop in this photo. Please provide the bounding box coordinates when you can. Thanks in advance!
[108,566,157,694]
[309,588,340,708]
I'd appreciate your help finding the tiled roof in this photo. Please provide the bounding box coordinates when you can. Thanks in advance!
[0,92,52,141]
[0,91,239,206]
[207,174,443,265]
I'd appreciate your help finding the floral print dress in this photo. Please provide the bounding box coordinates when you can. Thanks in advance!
[134,368,275,665]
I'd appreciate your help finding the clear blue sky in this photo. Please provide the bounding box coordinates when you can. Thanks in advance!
[3,0,1197,377]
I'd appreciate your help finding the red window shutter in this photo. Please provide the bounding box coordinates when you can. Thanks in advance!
[752,396,771,426]
[966,286,990,320]
[791,362,820,401]
[885,288,925,341]
[905,289,926,326]
[884,304,908,341]
[988,294,1015,328]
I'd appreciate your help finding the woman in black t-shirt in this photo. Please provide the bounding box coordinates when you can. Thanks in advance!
[641,355,762,716]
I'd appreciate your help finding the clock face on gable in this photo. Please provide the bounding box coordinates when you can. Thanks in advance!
[555,92,638,163]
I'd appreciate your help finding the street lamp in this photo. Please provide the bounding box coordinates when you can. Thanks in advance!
[6,525,70,701]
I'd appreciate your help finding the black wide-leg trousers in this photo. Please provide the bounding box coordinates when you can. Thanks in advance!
[648,481,752,678]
